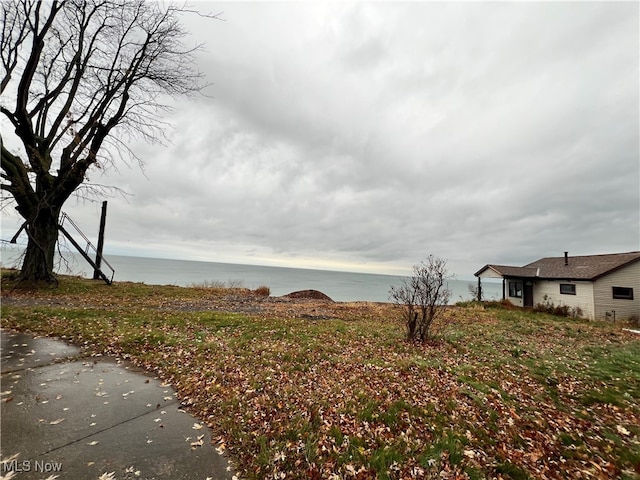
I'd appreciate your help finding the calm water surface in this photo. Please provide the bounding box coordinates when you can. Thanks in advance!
[1,247,502,303]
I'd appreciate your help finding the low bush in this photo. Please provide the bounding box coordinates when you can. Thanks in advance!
[254,285,270,297]
[533,295,583,318]
[484,299,516,310]
[389,255,452,342]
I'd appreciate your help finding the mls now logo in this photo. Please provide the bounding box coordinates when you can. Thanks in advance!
[2,459,63,473]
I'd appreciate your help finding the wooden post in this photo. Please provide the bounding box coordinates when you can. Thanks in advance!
[93,201,107,280]
[477,277,482,302]
[59,225,110,284]
[10,222,26,243]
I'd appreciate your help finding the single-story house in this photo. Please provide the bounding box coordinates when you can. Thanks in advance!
[474,251,640,321]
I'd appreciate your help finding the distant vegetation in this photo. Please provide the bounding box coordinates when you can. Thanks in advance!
[189,279,246,289]
[187,280,270,297]
[254,285,271,297]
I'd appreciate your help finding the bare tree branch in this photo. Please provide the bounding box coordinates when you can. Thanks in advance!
[0,0,212,281]
[0,0,31,93]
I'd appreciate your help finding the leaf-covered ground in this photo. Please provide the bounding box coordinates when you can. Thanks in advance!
[2,273,639,479]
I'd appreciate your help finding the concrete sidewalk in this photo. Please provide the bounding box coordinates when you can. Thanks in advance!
[1,329,234,480]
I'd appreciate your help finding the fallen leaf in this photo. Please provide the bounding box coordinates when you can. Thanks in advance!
[50,418,65,425]
[191,434,205,448]
[0,453,21,468]
[125,466,141,476]
[616,425,630,436]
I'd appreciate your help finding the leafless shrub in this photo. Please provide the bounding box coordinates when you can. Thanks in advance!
[389,255,453,342]
[467,282,483,302]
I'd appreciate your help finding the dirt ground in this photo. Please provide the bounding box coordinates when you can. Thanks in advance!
[0,283,398,323]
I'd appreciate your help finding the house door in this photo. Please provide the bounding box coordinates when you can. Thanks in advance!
[524,282,534,308]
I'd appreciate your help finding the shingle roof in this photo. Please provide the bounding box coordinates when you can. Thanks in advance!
[525,251,640,280]
[475,251,640,280]
[476,265,538,278]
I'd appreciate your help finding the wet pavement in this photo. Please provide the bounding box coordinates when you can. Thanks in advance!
[1,329,234,480]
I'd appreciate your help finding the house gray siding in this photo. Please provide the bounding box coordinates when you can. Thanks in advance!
[593,261,640,321]
[532,280,595,319]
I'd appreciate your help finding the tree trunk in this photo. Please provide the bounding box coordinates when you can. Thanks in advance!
[19,206,61,282]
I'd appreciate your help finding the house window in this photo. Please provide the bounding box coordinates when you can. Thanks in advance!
[560,284,576,295]
[612,287,634,300]
[508,281,522,298]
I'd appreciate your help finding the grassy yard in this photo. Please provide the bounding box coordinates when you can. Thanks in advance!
[2,272,639,479]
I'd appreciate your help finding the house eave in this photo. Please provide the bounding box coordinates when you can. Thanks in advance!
[474,265,501,277]
[590,255,640,280]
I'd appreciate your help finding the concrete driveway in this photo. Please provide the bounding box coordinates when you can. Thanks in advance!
[1,329,234,480]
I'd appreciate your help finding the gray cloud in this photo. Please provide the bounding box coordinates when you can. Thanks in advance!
[2,1,638,277]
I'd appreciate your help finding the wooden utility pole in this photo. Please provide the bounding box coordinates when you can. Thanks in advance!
[93,201,108,280]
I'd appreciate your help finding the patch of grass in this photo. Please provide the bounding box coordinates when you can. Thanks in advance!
[494,461,530,479]
[580,388,624,407]
[419,431,468,470]
[558,432,583,447]
[580,345,640,386]
[464,466,485,480]
[328,425,344,447]
[369,446,403,479]
[379,399,421,427]
[357,398,382,423]
[483,299,517,310]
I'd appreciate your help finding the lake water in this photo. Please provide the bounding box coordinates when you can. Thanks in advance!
[1,246,502,303]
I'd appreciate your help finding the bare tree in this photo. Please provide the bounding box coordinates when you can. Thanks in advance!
[1,0,214,282]
[389,255,452,342]
[468,282,483,302]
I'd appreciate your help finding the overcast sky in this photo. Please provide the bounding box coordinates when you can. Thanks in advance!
[2,1,639,278]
